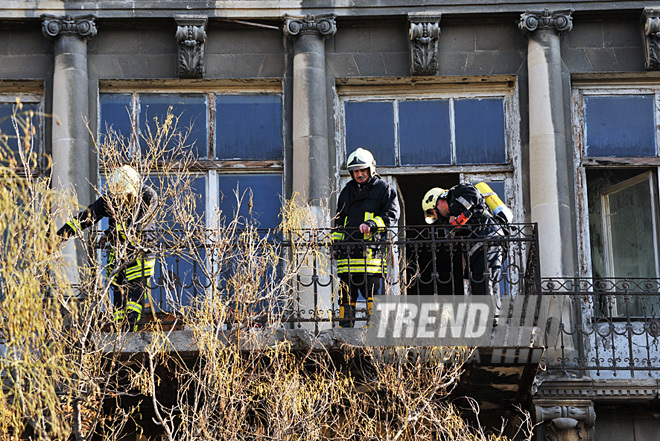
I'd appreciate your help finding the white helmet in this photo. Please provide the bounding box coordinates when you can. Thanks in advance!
[346,148,376,177]
[107,165,141,198]
[421,187,449,224]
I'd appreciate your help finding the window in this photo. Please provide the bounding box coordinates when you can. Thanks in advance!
[343,96,507,167]
[339,85,520,297]
[99,91,284,229]
[99,90,284,311]
[574,87,660,317]
[0,94,43,173]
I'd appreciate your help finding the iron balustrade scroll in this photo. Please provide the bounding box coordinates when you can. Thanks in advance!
[542,277,660,376]
[88,223,540,333]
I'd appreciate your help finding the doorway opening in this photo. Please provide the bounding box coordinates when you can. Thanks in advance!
[396,173,462,296]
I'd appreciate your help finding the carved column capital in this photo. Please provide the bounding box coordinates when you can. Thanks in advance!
[534,400,595,441]
[175,15,207,79]
[408,14,441,76]
[643,8,660,71]
[519,9,573,34]
[42,14,97,40]
[283,14,337,39]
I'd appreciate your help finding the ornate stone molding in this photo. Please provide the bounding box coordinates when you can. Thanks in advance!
[519,9,573,34]
[536,378,660,401]
[175,15,207,79]
[643,8,660,71]
[408,14,441,76]
[42,14,97,40]
[283,14,337,39]
[534,400,595,441]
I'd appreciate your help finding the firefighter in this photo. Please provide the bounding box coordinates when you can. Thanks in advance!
[422,184,505,304]
[57,165,158,332]
[332,148,400,327]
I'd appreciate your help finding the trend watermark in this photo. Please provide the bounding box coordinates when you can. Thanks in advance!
[366,295,560,364]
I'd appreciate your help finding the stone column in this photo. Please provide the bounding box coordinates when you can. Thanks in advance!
[283,14,336,330]
[534,400,596,441]
[283,13,336,205]
[42,14,97,286]
[519,9,574,278]
[519,10,578,368]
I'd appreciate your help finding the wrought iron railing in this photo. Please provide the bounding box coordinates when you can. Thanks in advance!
[119,223,540,331]
[542,278,660,376]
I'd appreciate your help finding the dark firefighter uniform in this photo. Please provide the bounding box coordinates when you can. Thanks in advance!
[440,183,504,301]
[57,185,158,331]
[332,175,399,327]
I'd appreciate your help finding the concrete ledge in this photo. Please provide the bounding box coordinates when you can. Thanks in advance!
[536,378,660,402]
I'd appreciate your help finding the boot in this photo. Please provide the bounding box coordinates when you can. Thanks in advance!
[339,304,355,328]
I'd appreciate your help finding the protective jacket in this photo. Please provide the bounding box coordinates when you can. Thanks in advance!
[57,185,158,280]
[332,175,399,275]
[442,183,501,239]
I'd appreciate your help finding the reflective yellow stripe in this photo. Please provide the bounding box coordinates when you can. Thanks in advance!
[337,258,387,274]
[125,259,156,281]
[66,219,82,231]
[372,216,385,229]
[332,231,345,241]
[114,310,125,322]
[126,301,142,314]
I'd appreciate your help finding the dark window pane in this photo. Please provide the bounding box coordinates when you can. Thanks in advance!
[345,101,396,167]
[455,98,506,165]
[0,102,40,160]
[585,95,655,157]
[100,94,132,145]
[215,95,282,160]
[139,94,208,159]
[218,174,282,229]
[399,100,451,165]
[146,175,206,231]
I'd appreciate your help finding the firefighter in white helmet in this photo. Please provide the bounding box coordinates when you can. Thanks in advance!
[57,165,158,332]
[332,148,400,327]
[422,183,505,305]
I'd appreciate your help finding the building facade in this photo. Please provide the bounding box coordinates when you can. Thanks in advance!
[1,1,660,439]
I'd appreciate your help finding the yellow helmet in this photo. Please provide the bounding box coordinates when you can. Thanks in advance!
[346,148,376,177]
[107,165,141,199]
[421,187,448,224]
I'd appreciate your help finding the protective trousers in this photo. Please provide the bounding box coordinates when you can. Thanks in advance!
[338,273,381,328]
[109,252,155,332]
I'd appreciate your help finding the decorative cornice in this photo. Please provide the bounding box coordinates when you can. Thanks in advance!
[41,14,97,40]
[283,14,337,39]
[408,14,441,76]
[519,9,573,34]
[175,15,207,79]
[643,8,660,71]
[535,378,660,401]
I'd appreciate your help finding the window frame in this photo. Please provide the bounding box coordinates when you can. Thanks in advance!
[335,80,522,226]
[0,92,45,176]
[572,85,660,279]
[97,84,286,231]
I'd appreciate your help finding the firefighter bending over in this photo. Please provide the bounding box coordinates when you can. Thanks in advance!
[422,184,507,306]
[57,165,158,332]
[332,148,400,328]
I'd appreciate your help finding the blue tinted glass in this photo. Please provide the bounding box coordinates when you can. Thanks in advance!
[585,95,656,157]
[345,101,396,166]
[146,175,206,231]
[455,98,506,165]
[0,102,40,159]
[215,95,282,160]
[399,100,451,165]
[218,174,282,229]
[100,94,132,144]
[139,94,208,159]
